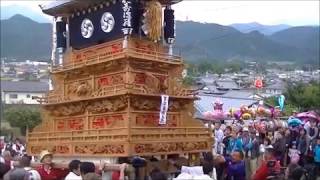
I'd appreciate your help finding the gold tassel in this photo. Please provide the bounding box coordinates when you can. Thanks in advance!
[145,0,162,42]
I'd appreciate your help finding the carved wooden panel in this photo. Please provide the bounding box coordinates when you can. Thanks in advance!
[46,102,87,117]
[55,117,85,131]
[95,73,125,89]
[74,144,125,155]
[89,114,125,129]
[133,141,210,154]
[131,72,168,94]
[134,113,178,127]
[87,97,128,113]
[72,40,123,63]
[65,78,93,99]
[30,144,71,154]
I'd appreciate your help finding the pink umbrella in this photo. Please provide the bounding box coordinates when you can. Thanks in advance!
[295,111,320,122]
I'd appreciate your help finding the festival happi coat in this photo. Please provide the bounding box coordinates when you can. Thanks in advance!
[27,0,212,157]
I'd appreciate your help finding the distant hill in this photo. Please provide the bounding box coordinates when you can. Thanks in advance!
[1,5,51,23]
[0,15,318,65]
[230,22,291,35]
[0,15,52,61]
[270,26,319,51]
[175,21,318,64]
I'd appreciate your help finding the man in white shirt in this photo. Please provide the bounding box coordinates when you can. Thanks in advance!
[214,122,224,155]
[12,138,25,156]
[65,159,82,180]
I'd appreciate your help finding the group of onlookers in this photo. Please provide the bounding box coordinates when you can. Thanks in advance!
[213,118,320,180]
[0,149,128,180]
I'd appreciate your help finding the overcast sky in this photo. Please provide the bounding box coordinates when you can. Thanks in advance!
[1,0,319,26]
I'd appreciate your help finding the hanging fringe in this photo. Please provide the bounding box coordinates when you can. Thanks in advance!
[145,0,162,42]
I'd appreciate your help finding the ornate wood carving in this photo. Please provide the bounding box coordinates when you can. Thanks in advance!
[55,117,84,131]
[131,98,160,111]
[134,141,209,154]
[87,97,128,113]
[66,80,92,98]
[135,114,178,127]
[74,144,125,155]
[30,145,71,154]
[89,114,124,129]
[96,73,125,88]
[46,102,87,117]
[133,72,168,94]
[28,37,213,157]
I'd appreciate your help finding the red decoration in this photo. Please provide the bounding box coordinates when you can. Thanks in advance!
[255,79,263,89]
[56,118,84,131]
[92,115,124,129]
[134,73,146,84]
[111,43,122,54]
[68,119,84,130]
[98,76,110,86]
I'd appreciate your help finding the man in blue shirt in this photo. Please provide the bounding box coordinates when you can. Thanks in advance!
[217,150,246,180]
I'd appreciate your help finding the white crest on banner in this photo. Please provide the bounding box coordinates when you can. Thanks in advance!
[159,95,169,125]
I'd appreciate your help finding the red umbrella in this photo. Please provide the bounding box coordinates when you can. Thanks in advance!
[295,111,320,122]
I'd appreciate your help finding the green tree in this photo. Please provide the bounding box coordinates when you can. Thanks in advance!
[265,96,299,116]
[4,107,41,135]
[284,82,320,111]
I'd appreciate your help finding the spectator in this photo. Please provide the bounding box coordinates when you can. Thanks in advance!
[65,159,82,180]
[20,155,41,180]
[227,130,243,154]
[11,138,25,157]
[258,138,271,165]
[150,168,167,180]
[0,137,5,154]
[314,137,320,176]
[251,146,281,180]
[80,161,101,180]
[222,126,232,156]
[306,119,318,149]
[272,131,286,165]
[296,128,310,165]
[249,132,260,177]
[288,141,300,164]
[215,122,224,155]
[0,162,9,179]
[3,167,29,180]
[241,127,252,179]
[217,150,246,180]
[36,150,68,180]
[2,151,13,171]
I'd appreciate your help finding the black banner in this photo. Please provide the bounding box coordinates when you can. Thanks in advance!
[69,0,139,49]
[164,8,175,44]
[56,21,66,49]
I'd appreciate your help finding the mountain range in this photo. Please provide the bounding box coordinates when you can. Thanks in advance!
[230,22,292,35]
[1,14,319,65]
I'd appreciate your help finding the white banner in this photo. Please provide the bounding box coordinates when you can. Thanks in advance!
[159,95,169,125]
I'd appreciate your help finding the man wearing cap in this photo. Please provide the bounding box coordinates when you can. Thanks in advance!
[36,150,69,180]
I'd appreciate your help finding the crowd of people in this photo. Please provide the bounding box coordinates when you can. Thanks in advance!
[0,148,129,180]
[1,115,320,180]
[213,117,320,180]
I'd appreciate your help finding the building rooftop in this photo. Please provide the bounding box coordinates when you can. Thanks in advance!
[215,80,240,90]
[1,80,49,93]
[194,94,257,119]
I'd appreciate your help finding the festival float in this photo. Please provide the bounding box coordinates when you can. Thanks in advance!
[26,0,212,166]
